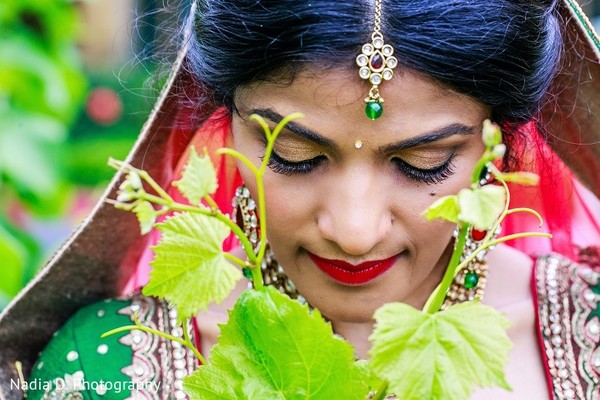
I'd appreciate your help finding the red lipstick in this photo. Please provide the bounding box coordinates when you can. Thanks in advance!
[309,253,397,285]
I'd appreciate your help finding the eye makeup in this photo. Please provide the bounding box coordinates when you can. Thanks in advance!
[266,151,326,175]
[266,145,457,184]
[243,109,468,184]
[391,154,456,185]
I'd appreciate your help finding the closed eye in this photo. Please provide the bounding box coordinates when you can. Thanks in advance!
[391,155,455,184]
[265,150,327,175]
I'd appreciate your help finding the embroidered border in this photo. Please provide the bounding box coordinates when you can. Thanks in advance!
[571,253,600,399]
[535,254,586,399]
[118,295,196,399]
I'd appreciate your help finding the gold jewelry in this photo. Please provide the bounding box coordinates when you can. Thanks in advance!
[441,226,499,310]
[356,0,397,120]
[354,140,363,149]
[232,185,304,301]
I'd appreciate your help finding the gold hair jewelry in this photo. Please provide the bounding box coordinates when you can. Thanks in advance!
[356,0,397,120]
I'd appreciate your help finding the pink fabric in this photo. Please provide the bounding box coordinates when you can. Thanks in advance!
[123,108,242,292]
[501,122,600,259]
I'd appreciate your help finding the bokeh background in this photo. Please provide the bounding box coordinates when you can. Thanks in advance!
[1,0,600,310]
[0,0,191,309]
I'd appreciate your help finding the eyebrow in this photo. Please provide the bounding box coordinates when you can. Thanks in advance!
[378,124,477,153]
[248,108,336,149]
[247,108,476,151]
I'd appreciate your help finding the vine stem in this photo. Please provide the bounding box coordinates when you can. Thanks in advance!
[371,380,389,400]
[254,112,304,267]
[224,252,247,268]
[423,145,548,314]
[423,224,468,314]
[423,147,493,314]
[102,320,207,365]
[215,112,304,290]
[470,151,496,185]
[112,179,259,267]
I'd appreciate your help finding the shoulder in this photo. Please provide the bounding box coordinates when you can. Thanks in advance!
[532,248,600,400]
[484,244,534,308]
[27,294,196,400]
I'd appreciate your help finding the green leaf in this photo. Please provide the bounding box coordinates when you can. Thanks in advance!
[369,301,512,400]
[356,359,386,394]
[184,286,369,400]
[133,201,157,235]
[172,148,218,205]
[422,195,459,223]
[142,212,241,321]
[457,185,505,230]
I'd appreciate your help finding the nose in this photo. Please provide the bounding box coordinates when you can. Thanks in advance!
[317,168,392,256]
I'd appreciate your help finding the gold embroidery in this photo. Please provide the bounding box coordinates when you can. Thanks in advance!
[118,295,196,400]
[535,254,588,399]
[571,255,600,399]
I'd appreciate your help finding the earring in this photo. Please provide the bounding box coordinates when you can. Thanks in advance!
[441,225,500,310]
[232,185,304,301]
[441,165,500,308]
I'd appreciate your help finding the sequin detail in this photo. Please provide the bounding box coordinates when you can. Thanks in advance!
[118,295,196,400]
[42,372,85,400]
[535,252,599,399]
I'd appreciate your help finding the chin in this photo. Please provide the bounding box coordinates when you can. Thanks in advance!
[300,283,393,323]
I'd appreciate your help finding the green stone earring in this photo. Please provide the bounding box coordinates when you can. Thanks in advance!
[356,0,397,120]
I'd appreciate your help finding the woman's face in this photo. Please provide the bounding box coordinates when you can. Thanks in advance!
[231,68,489,324]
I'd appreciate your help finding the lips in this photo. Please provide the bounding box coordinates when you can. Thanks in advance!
[309,253,398,285]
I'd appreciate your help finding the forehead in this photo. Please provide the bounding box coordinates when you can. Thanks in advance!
[234,68,489,141]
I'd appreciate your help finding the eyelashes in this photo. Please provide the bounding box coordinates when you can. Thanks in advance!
[391,156,455,185]
[266,149,456,184]
[266,151,326,175]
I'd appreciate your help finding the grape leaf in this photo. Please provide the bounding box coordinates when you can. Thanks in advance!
[172,148,218,205]
[184,286,370,400]
[422,195,459,223]
[142,212,241,322]
[133,201,157,235]
[369,301,512,400]
[457,185,505,230]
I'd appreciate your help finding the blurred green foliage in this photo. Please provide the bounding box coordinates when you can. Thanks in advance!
[66,70,157,186]
[0,0,87,303]
[0,0,158,309]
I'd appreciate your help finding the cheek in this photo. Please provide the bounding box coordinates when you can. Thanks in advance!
[260,175,316,243]
[394,154,479,255]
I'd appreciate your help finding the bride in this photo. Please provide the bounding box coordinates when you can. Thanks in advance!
[1,0,599,399]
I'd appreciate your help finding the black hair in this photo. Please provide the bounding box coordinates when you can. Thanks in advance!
[189,0,562,128]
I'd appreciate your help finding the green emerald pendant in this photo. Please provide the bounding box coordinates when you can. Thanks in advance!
[365,101,383,120]
[463,272,479,289]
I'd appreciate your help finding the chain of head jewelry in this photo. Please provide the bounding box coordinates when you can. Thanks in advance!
[356,0,398,120]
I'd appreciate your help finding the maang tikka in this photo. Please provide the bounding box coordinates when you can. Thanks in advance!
[356,0,397,120]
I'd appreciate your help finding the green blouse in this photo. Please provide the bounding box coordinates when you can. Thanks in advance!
[27,295,197,400]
